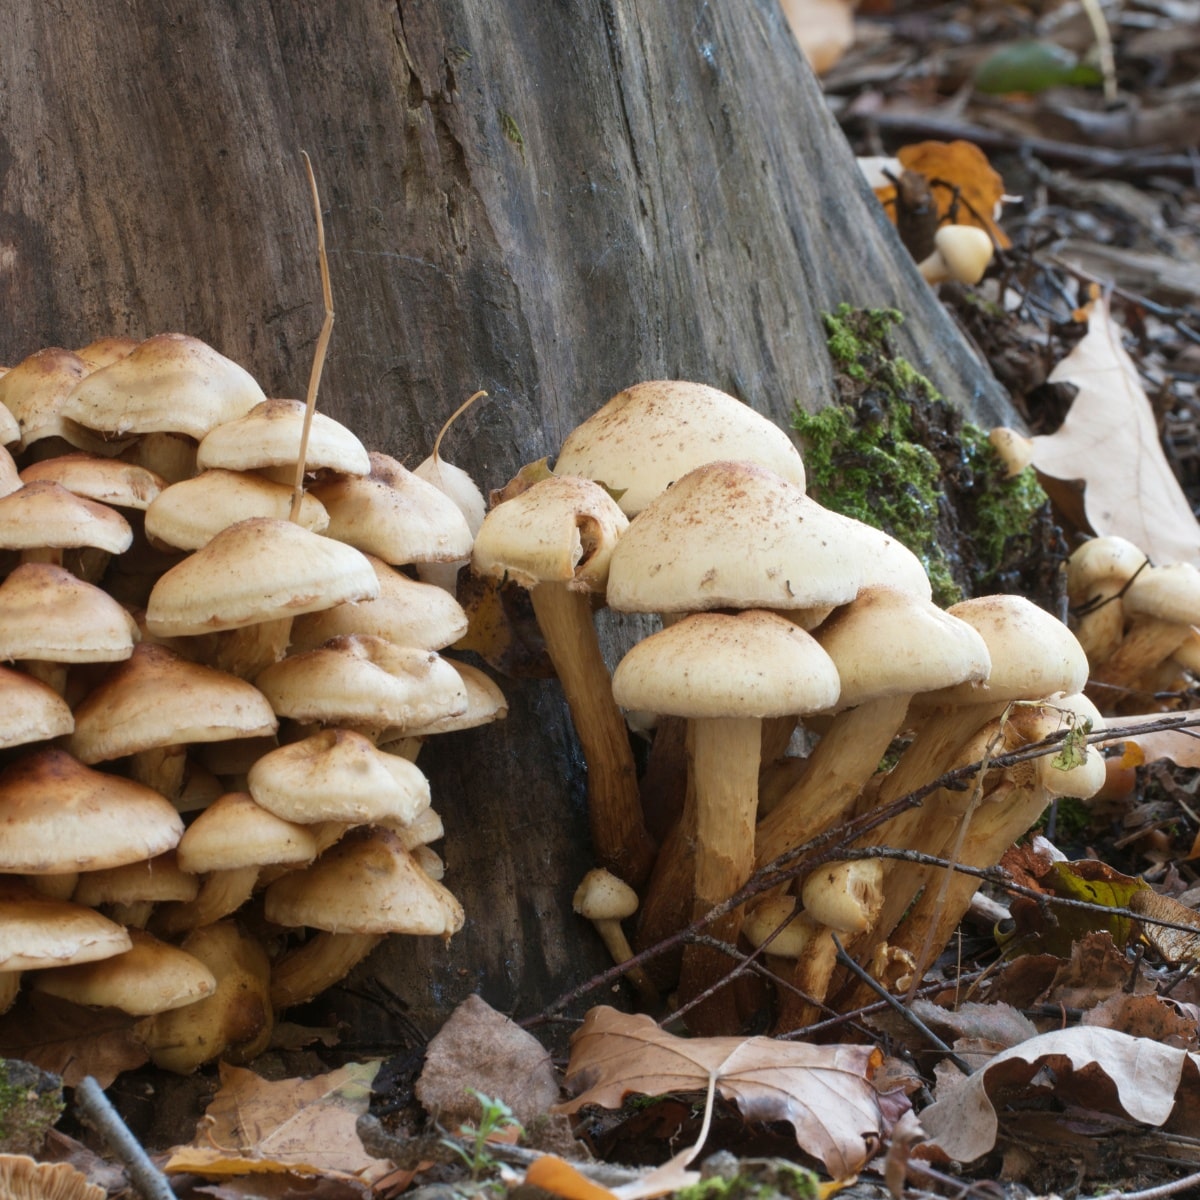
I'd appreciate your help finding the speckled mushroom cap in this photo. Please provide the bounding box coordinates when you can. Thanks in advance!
[0,563,139,663]
[196,397,371,476]
[607,461,864,614]
[20,453,166,511]
[312,452,474,566]
[921,593,1089,707]
[72,852,199,908]
[380,660,508,739]
[0,401,20,447]
[144,469,329,550]
[253,634,468,731]
[60,333,267,440]
[247,728,432,826]
[144,516,379,635]
[68,642,279,763]
[175,791,317,873]
[0,665,74,749]
[30,927,218,1015]
[814,585,991,709]
[0,749,184,874]
[264,826,464,937]
[76,335,140,370]
[289,555,468,652]
[0,346,112,453]
[0,481,133,554]
[1066,535,1147,603]
[0,445,19,498]
[0,882,132,972]
[471,473,629,593]
[1123,562,1200,623]
[612,609,841,719]
[555,380,807,517]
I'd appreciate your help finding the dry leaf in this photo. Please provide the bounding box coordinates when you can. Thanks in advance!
[1030,296,1200,566]
[164,1062,392,1184]
[920,1026,1198,1162]
[554,1006,899,1178]
[525,1148,702,1200]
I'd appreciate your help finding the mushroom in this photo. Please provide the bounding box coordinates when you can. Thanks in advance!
[0,481,132,576]
[72,852,200,928]
[572,868,658,1006]
[916,225,994,285]
[19,452,166,511]
[612,609,840,1028]
[471,472,653,884]
[0,664,74,750]
[0,346,115,458]
[1066,535,1148,669]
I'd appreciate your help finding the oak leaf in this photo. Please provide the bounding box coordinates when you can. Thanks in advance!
[1030,296,1200,566]
[553,1006,900,1178]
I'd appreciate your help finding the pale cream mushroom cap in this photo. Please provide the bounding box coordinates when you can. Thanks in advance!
[0,563,139,663]
[607,461,864,614]
[1031,691,1107,799]
[0,749,184,874]
[175,791,318,873]
[741,896,818,959]
[60,332,266,440]
[264,826,465,937]
[31,927,217,1015]
[814,585,991,709]
[800,860,884,934]
[379,660,508,740]
[1123,562,1200,623]
[247,728,432,825]
[196,397,371,476]
[0,665,74,749]
[72,852,200,908]
[20,453,166,510]
[918,225,994,285]
[0,444,19,497]
[0,481,133,555]
[313,452,474,565]
[413,454,487,537]
[0,401,20,447]
[1067,536,1147,602]
[612,610,840,719]
[834,520,933,600]
[471,473,629,593]
[0,883,132,971]
[144,516,379,635]
[0,346,112,453]
[254,634,468,731]
[555,380,806,516]
[68,642,279,764]
[144,469,329,550]
[289,555,468,652]
[75,335,140,370]
[573,867,639,922]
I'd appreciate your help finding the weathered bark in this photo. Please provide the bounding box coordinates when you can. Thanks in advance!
[0,0,1013,1037]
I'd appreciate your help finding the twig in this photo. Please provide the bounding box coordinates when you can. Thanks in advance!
[290,149,335,524]
[74,1076,176,1200]
[1078,1169,1200,1200]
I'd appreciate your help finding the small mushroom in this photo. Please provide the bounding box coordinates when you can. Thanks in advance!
[917,225,994,285]
[572,868,658,1006]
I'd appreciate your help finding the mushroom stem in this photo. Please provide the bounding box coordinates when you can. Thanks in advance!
[0,972,20,1015]
[153,866,261,937]
[528,581,655,885]
[130,744,188,804]
[213,617,294,681]
[1089,617,1191,690]
[755,694,910,869]
[269,931,384,1009]
[18,660,68,697]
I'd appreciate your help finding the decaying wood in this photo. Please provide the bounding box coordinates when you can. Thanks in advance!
[0,0,1013,1035]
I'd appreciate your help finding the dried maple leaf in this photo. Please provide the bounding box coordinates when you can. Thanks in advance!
[1030,296,1200,566]
[553,1006,900,1179]
[920,1025,1200,1162]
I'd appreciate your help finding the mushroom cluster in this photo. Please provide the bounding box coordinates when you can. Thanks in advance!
[472,380,1105,1031]
[0,334,503,1070]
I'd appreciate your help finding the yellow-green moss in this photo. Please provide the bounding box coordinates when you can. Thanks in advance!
[676,1161,819,1200]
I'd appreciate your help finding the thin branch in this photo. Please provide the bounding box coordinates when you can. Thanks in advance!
[74,1076,176,1200]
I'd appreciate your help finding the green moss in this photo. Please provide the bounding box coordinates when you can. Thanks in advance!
[0,1059,64,1155]
[795,305,1050,605]
[676,1161,819,1200]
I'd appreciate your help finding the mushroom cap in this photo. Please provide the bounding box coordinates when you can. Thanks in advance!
[1066,535,1147,602]
[68,642,279,763]
[175,791,318,873]
[925,225,994,285]
[0,444,20,498]
[1027,692,1107,800]
[555,380,807,516]
[19,453,166,510]
[0,883,132,971]
[144,516,379,635]
[0,1154,107,1200]
[814,585,991,708]
[378,660,508,739]
[289,555,468,652]
[76,335,141,370]
[0,664,74,749]
[471,474,629,593]
[72,852,200,907]
[412,454,487,538]
[30,928,218,1015]
[612,609,841,719]
[0,402,19,447]
[0,346,109,453]
[196,397,371,476]
[0,481,133,554]
[800,859,884,933]
[0,562,139,663]
[312,453,475,565]
[606,461,864,613]
[573,868,638,921]
[60,333,266,440]
[924,594,1089,707]
[254,634,468,731]
[247,728,432,825]
[838,521,934,600]
[0,750,184,874]
[264,826,465,936]
[741,896,817,958]
[144,469,329,550]
[1123,562,1200,623]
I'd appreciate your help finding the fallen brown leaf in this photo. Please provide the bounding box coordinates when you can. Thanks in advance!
[1030,296,1200,566]
[554,1006,900,1179]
